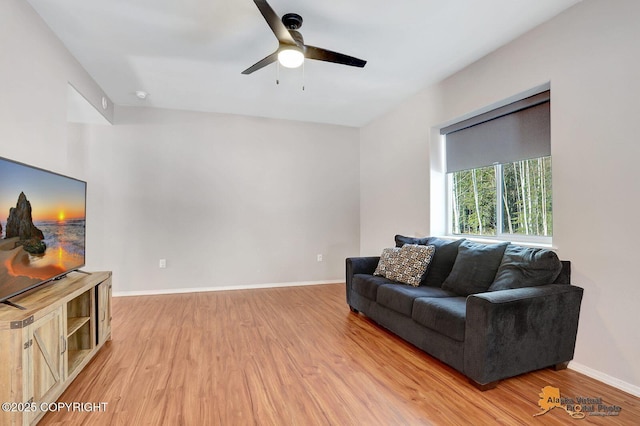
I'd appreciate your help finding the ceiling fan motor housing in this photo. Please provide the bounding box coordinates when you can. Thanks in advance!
[282,13,303,30]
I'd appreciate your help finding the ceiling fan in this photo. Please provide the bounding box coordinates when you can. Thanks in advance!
[242,0,367,75]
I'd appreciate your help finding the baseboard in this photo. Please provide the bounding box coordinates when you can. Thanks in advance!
[569,362,640,397]
[113,279,344,297]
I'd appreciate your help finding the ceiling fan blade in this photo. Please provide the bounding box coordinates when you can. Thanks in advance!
[253,0,296,45]
[305,45,367,68]
[241,51,278,74]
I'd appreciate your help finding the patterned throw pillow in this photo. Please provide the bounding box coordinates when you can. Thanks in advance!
[374,244,436,287]
[374,247,400,277]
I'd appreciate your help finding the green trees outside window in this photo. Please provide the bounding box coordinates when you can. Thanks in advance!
[449,156,552,239]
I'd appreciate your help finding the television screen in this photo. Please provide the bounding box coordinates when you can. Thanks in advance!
[0,156,86,304]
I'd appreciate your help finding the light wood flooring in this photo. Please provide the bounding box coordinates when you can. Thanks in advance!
[40,283,639,425]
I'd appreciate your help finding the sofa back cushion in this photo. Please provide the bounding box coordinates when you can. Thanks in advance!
[554,261,571,284]
[395,234,429,247]
[394,235,465,287]
[441,241,509,296]
[424,237,466,287]
[488,245,563,291]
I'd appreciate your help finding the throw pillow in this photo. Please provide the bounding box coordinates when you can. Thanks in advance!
[394,235,465,287]
[422,237,465,287]
[373,247,401,277]
[374,244,436,287]
[441,241,509,296]
[488,245,563,291]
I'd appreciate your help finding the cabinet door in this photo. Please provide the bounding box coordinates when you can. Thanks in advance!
[27,308,64,424]
[97,278,112,345]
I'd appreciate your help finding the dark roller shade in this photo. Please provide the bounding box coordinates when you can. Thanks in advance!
[442,91,550,173]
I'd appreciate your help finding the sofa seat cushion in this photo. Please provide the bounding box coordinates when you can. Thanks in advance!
[352,274,398,301]
[376,284,458,316]
[412,297,467,342]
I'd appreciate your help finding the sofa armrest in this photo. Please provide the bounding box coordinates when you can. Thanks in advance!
[346,256,380,276]
[464,284,584,386]
[345,257,380,306]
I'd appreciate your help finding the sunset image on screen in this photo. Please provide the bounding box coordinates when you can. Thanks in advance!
[0,157,86,301]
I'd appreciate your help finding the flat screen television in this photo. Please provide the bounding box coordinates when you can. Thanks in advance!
[0,156,86,306]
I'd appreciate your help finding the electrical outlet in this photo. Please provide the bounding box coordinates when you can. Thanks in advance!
[317,254,323,262]
[159,259,167,268]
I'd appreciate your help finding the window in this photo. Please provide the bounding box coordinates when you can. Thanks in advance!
[441,89,552,243]
[448,157,552,240]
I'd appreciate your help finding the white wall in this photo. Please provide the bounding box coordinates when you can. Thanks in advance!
[1,0,360,296]
[359,87,443,255]
[0,0,112,174]
[360,0,640,393]
[83,107,360,293]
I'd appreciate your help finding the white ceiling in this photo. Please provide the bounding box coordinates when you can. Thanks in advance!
[28,0,581,127]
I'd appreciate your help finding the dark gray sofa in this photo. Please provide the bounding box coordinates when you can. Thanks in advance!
[346,236,584,389]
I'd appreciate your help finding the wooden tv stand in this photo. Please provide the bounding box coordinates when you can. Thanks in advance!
[0,271,112,425]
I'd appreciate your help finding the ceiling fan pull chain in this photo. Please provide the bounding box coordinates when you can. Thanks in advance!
[302,61,305,91]
[276,61,280,85]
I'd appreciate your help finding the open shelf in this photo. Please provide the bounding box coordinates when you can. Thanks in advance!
[67,316,90,337]
[65,289,95,375]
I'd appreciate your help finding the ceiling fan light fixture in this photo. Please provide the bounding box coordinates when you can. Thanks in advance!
[278,48,304,68]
